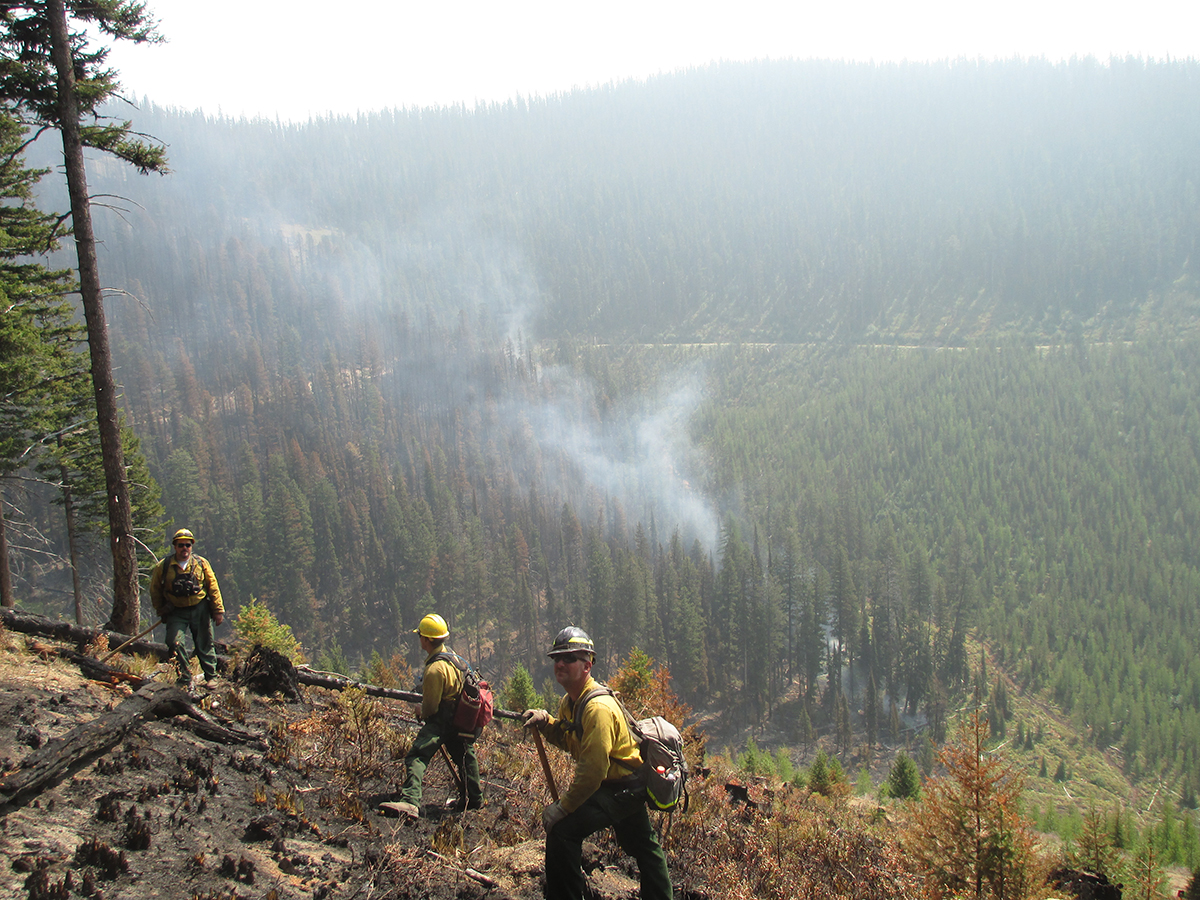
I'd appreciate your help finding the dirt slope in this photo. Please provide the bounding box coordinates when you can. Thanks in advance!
[0,636,650,900]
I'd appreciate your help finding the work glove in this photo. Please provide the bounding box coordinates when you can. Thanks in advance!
[522,708,550,729]
[541,801,567,833]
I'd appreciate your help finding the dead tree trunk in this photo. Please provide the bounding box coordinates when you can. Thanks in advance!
[0,607,174,660]
[0,682,188,810]
[46,0,140,635]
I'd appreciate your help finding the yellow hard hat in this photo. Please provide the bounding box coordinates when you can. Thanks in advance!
[414,613,449,640]
[172,528,195,545]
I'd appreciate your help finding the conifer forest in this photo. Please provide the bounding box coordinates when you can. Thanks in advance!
[5,57,1200,804]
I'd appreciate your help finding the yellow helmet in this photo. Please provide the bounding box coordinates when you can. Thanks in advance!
[414,613,449,640]
[172,528,195,545]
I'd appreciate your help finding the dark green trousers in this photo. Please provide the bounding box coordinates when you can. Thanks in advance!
[163,602,218,680]
[544,785,671,900]
[400,715,482,808]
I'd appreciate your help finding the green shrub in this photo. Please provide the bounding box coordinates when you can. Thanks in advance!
[316,641,350,676]
[738,738,774,776]
[232,597,304,663]
[775,747,795,783]
[884,751,921,800]
[855,764,874,796]
[502,664,539,712]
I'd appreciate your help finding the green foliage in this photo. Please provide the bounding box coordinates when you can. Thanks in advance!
[316,642,350,677]
[806,749,849,798]
[361,651,411,689]
[501,664,538,713]
[917,738,935,778]
[774,748,795,784]
[884,751,922,801]
[808,751,832,796]
[854,765,873,797]
[0,2,166,170]
[232,598,303,663]
[1128,837,1168,900]
[609,648,691,727]
[1070,805,1120,878]
[0,107,76,478]
[7,58,1200,813]
[738,738,774,777]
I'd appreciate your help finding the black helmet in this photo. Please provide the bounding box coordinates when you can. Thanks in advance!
[548,626,595,659]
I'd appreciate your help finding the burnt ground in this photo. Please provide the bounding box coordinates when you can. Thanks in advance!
[0,636,659,900]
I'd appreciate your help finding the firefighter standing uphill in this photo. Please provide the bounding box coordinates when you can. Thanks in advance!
[149,528,224,686]
[523,626,672,900]
[381,614,484,817]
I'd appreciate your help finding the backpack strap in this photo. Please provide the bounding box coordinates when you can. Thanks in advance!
[431,650,468,674]
[563,685,613,736]
[564,686,643,772]
[430,650,474,698]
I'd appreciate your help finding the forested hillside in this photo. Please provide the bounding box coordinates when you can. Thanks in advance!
[8,58,1200,798]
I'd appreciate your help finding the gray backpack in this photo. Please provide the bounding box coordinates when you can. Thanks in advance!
[568,686,689,812]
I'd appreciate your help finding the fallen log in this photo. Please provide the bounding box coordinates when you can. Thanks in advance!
[0,607,230,663]
[0,679,265,813]
[56,647,147,686]
[295,667,523,721]
[168,713,268,750]
[1,607,522,720]
[0,681,190,811]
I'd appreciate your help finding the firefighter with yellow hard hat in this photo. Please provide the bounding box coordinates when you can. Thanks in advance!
[149,528,225,687]
[380,613,483,817]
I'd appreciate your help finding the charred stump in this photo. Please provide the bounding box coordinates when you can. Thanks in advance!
[239,646,301,700]
[1050,867,1123,900]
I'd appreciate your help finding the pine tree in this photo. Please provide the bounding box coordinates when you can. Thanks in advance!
[0,0,167,633]
[911,708,1040,900]
[885,750,922,800]
[0,101,75,608]
[1128,837,1166,900]
[1072,805,1119,878]
[866,670,880,749]
[502,663,538,712]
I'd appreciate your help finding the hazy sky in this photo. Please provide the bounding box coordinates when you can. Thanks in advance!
[107,0,1198,122]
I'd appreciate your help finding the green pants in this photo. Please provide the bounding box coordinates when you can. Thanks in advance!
[400,715,482,808]
[544,784,671,900]
[163,602,218,680]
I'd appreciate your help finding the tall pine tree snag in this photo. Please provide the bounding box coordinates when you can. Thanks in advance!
[0,0,167,632]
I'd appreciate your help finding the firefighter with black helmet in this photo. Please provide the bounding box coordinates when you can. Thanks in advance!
[522,626,672,900]
[381,614,484,817]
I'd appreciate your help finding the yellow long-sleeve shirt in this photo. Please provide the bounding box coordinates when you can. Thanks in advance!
[540,676,643,813]
[420,644,464,720]
[149,554,224,617]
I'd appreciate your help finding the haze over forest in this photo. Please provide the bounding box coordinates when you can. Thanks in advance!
[13,58,1200,801]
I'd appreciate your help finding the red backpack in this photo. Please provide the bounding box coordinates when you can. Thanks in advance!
[433,651,494,739]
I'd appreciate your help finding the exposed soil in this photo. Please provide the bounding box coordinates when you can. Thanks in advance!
[0,636,659,900]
